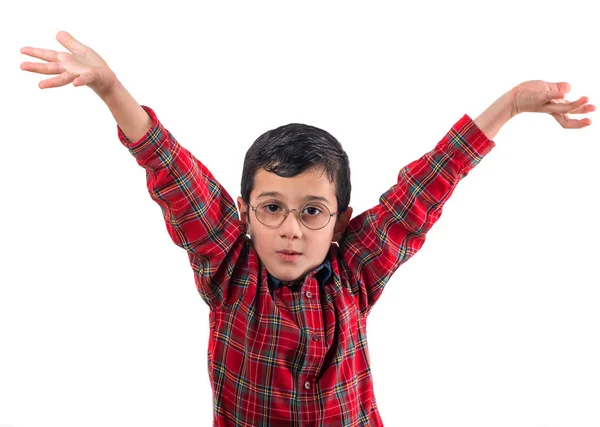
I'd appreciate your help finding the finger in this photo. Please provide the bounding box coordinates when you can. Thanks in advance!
[38,71,77,89]
[551,113,592,129]
[56,30,87,55]
[546,81,571,94]
[568,103,596,115]
[20,61,64,75]
[543,96,589,114]
[20,46,59,62]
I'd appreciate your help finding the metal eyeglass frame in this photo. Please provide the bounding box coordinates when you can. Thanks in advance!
[247,200,338,230]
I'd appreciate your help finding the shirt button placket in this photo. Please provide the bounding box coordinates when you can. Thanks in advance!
[303,277,318,399]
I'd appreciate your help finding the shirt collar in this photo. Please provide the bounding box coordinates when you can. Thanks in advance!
[267,258,332,292]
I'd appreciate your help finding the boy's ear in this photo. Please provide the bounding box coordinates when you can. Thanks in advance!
[332,206,353,243]
[237,196,250,227]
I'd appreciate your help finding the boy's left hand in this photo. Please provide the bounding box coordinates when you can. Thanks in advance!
[511,80,595,129]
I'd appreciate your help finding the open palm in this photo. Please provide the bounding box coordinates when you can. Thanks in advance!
[20,31,117,97]
[511,80,595,129]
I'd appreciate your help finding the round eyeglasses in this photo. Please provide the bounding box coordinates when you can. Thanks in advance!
[248,200,338,230]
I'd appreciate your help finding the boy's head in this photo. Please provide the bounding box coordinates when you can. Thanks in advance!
[237,123,353,282]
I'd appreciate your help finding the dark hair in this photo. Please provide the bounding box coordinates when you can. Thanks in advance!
[241,123,351,212]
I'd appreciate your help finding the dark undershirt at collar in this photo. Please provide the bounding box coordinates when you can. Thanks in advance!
[267,258,332,292]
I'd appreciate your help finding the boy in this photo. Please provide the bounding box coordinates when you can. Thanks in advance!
[20,31,594,426]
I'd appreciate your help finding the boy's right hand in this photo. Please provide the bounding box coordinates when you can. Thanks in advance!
[20,31,118,99]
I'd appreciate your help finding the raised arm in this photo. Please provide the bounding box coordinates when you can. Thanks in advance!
[340,81,594,316]
[20,31,247,309]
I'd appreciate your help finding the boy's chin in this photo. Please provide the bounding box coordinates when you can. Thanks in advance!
[269,265,306,282]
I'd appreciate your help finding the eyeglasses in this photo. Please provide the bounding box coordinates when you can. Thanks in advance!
[247,200,338,230]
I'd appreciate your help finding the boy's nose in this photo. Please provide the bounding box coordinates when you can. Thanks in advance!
[278,211,303,239]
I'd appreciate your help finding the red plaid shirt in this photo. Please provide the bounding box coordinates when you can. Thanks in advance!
[118,106,495,426]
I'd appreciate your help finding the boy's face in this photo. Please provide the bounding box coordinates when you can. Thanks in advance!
[237,167,353,282]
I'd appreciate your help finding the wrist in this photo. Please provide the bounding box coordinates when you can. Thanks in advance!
[496,90,516,120]
[474,91,514,140]
[98,79,152,142]
[97,76,123,103]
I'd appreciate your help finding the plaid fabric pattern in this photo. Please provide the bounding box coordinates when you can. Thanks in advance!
[118,106,495,426]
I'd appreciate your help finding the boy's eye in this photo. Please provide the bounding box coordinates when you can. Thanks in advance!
[303,206,322,216]
[264,203,283,213]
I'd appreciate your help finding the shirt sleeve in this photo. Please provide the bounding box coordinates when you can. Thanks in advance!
[118,105,246,310]
[339,114,496,316]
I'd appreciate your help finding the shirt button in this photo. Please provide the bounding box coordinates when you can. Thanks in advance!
[305,290,313,298]
[311,334,319,342]
[304,381,312,390]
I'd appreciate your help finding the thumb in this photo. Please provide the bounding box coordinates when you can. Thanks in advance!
[73,73,94,87]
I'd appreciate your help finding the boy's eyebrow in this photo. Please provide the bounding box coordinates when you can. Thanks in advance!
[256,191,330,203]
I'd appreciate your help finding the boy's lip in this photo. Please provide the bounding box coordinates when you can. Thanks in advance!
[277,250,302,254]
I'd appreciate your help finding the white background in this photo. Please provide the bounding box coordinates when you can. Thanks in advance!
[1,1,599,426]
